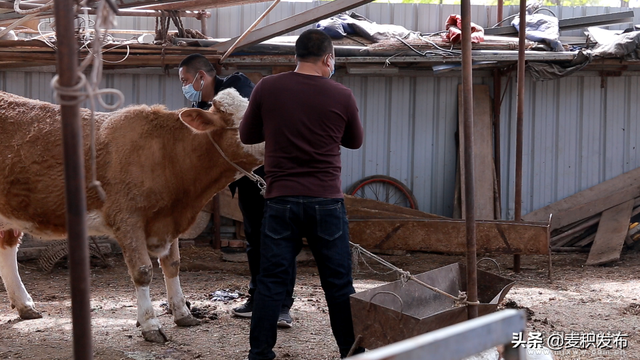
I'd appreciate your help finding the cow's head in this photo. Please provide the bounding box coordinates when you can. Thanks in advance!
[178,88,248,133]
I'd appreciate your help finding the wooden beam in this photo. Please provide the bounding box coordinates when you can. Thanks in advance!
[348,218,550,255]
[0,2,209,17]
[0,3,212,23]
[523,167,640,227]
[586,199,634,266]
[115,0,220,9]
[211,0,375,53]
[345,195,446,220]
[549,185,640,230]
[457,84,495,220]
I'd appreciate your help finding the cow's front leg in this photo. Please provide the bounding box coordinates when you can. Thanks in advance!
[118,232,168,343]
[159,239,200,327]
[0,230,42,319]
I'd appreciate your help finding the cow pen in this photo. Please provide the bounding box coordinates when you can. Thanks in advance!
[2,0,640,359]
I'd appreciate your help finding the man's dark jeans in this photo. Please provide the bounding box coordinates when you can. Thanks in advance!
[233,169,294,309]
[249,196,358,360]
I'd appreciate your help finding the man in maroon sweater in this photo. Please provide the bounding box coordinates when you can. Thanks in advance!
[240,29,364,359]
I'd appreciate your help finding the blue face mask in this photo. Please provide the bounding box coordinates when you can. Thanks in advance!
[182,75,204,103]
[326,54,335,79]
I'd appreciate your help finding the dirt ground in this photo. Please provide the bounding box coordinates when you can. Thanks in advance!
[1,245,640,360]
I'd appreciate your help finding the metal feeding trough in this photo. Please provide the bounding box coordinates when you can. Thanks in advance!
[350,263,515,350]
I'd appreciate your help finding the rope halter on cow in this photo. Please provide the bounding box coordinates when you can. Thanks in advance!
[206,132,267,196]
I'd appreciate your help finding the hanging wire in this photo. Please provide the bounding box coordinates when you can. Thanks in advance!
[533,7,557,17]
[35,19,57,49]
[490,6,557,28]
[392,35,461,58]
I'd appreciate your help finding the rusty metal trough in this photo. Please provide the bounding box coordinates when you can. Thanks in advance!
[350,263,515,350]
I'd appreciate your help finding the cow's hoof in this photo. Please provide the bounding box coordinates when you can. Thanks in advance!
[19,308,43,320]
[142,328,169,343]
[175,314,201,327]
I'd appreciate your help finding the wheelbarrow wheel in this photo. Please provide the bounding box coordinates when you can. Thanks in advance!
[347,175,418,210]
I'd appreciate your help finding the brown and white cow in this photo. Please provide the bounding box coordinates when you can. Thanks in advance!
[0,88,263,342]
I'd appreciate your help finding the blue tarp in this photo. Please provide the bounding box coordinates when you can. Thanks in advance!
[316,12,411,43]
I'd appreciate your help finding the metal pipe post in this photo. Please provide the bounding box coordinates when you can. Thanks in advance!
[461,0,478,320]
[198,11,207,36]
[493,70,501,219]
[514,0,527,273]
[492,0,505,219]
[53,0,94,358]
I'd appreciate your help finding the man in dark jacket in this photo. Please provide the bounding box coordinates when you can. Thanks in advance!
[178,54,295,327]
[240,30,364,359]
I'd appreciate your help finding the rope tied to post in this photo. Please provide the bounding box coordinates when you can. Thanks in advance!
[350,241,473,305]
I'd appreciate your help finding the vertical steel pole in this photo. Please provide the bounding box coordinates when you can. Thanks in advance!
[493,3,503,220]
[493,70,502,219]
[53,0,94,358]
[461,0,478,320]
[514,0,527,273]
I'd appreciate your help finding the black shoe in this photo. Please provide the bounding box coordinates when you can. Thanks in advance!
[277,309,293,328]
[232,298,253,318]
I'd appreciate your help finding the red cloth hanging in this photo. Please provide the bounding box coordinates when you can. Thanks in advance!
[442,14,485,44]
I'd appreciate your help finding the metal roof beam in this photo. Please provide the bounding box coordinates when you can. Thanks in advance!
[485,10,635,36]
[211,0,375,53]
[136,0,271,11]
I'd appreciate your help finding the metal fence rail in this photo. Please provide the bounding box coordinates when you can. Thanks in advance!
[347,309,526,360]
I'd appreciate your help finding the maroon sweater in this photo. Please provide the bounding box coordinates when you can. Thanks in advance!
[240,71,363,199]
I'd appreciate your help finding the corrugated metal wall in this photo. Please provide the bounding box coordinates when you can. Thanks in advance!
[499,72,640,219]
[2,4,639,217]
[338,74,462,216]
[339,71,640,219]
[0,70,189,111]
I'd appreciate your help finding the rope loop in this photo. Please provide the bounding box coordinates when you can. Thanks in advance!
[349,241,471,304]
[50,0,125,204]
[14,0,54,15]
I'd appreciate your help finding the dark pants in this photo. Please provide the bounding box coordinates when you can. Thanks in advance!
[231,168,294,309]
[249,197,358,360]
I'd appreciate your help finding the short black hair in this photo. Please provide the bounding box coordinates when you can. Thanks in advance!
[295,29,333,61]
[179,54,216,76]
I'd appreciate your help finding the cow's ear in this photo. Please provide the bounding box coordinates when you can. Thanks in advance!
[179,108,225,133]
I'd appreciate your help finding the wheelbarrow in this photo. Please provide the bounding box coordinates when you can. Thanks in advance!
[350,263,515,350]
